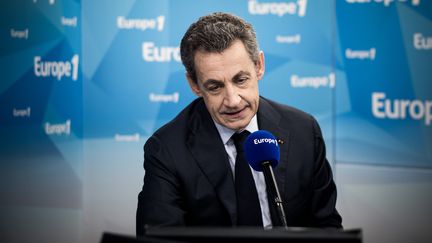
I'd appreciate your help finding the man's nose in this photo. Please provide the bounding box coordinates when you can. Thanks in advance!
[223,84,241,108]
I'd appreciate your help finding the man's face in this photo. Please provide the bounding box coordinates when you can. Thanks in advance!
[187,40,265,131]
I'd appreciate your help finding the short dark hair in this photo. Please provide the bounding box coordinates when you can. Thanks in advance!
[180,12,260,83]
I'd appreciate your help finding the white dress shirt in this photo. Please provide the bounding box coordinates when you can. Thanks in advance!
[213,115,272,228]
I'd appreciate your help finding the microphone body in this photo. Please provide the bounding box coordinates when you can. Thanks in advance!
[261,161,288,228]
[244,130,288,228]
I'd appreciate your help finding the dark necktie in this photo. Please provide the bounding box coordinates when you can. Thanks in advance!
[232,131,263,226]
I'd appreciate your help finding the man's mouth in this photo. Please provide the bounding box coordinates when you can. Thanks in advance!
[223,107,246,117]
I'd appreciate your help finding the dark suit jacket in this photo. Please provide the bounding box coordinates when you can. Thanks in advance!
[136,97,342,235]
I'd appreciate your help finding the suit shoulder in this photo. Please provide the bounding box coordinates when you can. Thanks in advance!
[262,97,315,123]
[148,98,202,142]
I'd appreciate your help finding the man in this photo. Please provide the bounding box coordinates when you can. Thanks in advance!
[136,12,342,235]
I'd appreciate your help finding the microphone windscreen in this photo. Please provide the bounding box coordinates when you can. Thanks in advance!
[244,130,280,171]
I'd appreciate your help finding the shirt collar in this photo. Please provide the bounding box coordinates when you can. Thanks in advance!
[213,115,259,145]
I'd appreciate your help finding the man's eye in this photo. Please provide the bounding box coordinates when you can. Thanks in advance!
[237,77,249,84]
[207,85,221,92]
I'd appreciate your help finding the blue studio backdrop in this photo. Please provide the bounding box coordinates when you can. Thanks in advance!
[1,1,431,243]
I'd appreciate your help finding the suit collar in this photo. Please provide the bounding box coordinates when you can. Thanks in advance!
[213,114,259,145]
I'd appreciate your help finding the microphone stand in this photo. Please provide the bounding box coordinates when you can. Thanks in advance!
[262,161,288,228]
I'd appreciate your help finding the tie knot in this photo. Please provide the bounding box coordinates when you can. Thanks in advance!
[232,130,250,152]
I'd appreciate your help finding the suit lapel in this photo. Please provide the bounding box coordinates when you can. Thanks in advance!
[257,98,290,200]
[257,98,291,226]
[186,100,237,225]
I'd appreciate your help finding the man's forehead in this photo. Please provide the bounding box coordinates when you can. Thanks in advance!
[193,41,254,82]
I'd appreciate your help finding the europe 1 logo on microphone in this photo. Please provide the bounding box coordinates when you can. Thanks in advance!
[253,137,279,146]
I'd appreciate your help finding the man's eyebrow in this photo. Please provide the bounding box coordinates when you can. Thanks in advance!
[202,79,223,87]
[202,71,251,86]
[232,71,251,81]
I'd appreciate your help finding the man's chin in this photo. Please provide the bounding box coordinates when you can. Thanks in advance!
[221,120,249,131]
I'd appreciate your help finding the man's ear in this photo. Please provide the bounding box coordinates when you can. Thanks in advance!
[256,51,265,80]
[186,73,202,97]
